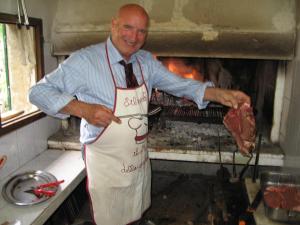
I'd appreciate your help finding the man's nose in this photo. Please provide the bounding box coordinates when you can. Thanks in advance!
[129,29,139,41]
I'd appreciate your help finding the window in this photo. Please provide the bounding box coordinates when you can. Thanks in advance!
[0,13,45,136]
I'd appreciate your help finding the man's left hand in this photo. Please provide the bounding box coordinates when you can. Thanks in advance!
[204,87,250,108]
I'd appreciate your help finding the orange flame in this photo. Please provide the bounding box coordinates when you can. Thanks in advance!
[166,59,203,81]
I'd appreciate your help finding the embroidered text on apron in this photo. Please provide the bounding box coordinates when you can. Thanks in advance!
[84,44,151,225]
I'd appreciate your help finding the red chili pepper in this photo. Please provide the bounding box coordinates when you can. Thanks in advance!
[37,180,65,188]
[24,180,65,198]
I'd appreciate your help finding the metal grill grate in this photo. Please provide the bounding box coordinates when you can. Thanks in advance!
[161,105,228,124]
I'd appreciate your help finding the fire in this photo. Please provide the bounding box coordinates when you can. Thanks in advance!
[184,70,198,80]
[165,59,204,81]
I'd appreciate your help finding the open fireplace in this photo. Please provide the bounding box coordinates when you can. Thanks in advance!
[145,56,283,167]
[153,56,277,131]
[49,0,296,166]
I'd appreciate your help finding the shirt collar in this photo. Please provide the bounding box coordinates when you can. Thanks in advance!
[106,37,137,65]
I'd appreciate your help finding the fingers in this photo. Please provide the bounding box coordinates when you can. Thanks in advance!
[96,106,121,127]
[97,113,116,127]
[217,89,238,108]
[111,114,121,124]
[234,91,250,105]
[225,90,250,109]
[204,88,250,109]
[83,104,121,127]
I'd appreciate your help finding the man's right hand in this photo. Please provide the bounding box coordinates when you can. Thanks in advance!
[82,103,121,127]
[60,100,121,127]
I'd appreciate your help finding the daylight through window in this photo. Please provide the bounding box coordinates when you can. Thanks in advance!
[0,13,44,135]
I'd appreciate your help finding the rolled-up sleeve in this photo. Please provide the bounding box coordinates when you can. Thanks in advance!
[29,51,88,119]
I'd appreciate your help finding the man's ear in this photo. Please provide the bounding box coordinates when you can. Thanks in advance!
[111,18,118,28]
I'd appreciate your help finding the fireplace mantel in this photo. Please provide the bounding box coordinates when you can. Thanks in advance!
[51,0,296,59]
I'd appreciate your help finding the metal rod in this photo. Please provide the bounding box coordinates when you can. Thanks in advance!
[118,106,161,118]
[232,149,237,178]
[118,113,147,118]
[17,0,22,26]
[218,131,223,168]
[20,0,29,26]
[252,133,262,183]
[239,153,253,181]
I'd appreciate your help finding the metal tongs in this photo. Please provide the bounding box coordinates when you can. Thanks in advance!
[24,180,64,198]
[118,106,162,118]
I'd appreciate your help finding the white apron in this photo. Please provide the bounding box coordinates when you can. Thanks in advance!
[84,45,151,225]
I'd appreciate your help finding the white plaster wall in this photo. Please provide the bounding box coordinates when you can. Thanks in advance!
[281,2,300,168]
[0,116,60,182]
[0,0,61,181]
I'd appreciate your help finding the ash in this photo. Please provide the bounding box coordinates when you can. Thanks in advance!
[148,120,237,152]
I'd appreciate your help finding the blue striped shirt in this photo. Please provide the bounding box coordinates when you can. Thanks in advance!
[29,38,213,144]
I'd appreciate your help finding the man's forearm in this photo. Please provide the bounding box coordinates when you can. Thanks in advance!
[203,87,250,108]
[203,87,216,102]
[59,99,86,118]
[60,99,121,127]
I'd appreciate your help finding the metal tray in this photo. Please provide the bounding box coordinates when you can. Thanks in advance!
[2,170,58,206]
[260,171,300,223]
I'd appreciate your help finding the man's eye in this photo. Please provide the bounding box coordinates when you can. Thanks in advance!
[123,25,132,30]
[139,30,147,35]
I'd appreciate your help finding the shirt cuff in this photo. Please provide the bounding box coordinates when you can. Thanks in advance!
[52,95,76,119]
[195,81,215,109]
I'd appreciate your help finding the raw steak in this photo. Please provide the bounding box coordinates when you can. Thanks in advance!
[264,186,300,211]
[223,102,256,155]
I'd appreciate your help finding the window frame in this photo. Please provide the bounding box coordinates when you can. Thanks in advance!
[0,13,46,137]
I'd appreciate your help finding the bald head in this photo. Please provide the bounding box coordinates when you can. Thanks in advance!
[116,4,149,26]
[111,4,149,61]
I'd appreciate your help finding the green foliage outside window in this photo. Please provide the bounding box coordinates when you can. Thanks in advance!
[0,23,11,114]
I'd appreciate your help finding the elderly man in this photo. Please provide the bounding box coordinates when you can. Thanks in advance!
[29,4,250,225]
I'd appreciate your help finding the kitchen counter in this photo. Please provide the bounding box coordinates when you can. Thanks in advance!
[0,150,85,225]
[245,178,287,225]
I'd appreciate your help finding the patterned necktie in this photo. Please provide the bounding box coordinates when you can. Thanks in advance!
[119,60,139,88]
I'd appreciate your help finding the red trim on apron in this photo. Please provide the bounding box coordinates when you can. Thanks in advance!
[83,145,96,224]
[135,133,148,142]
[89,43,148,144]
[84,40,151,225]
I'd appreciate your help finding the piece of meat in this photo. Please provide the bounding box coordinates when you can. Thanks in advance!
[263,190,283,208]
[223,102,256,155]
[264,185,300,211]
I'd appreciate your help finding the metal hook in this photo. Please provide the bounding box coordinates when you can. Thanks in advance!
[16,0,29,28]
[239,152,253,181]
[252,133,262,183]
[17,0,22,28]
[21,0,29,27]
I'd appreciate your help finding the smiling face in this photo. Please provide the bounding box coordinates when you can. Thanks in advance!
[111,4,149,61]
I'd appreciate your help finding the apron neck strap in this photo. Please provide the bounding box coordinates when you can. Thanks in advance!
[105,42,145,88]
